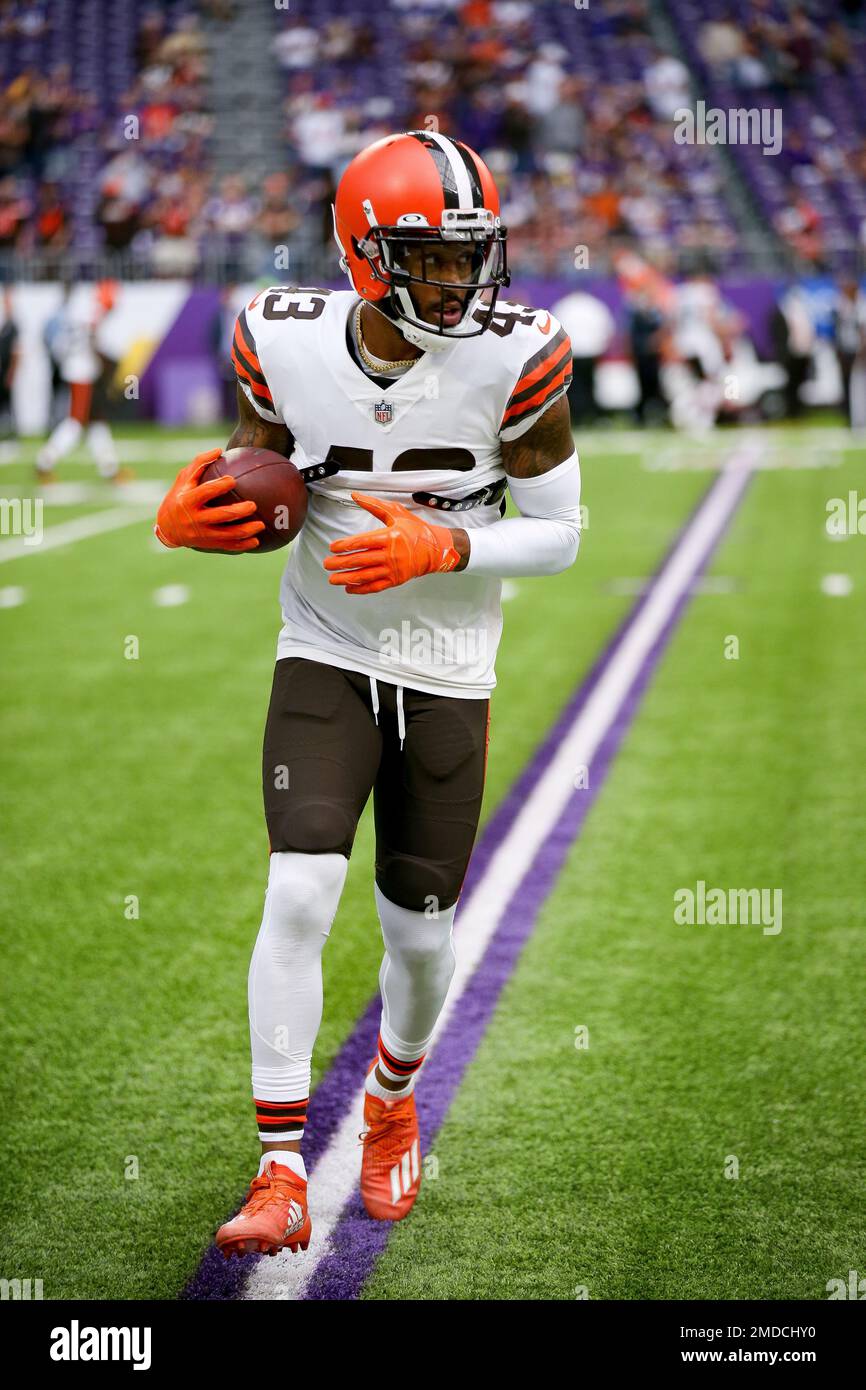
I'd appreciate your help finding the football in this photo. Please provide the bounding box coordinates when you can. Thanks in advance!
[201,447,307,552]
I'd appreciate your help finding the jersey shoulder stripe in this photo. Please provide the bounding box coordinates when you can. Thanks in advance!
[232,308,276,413]
[500,325,572,431]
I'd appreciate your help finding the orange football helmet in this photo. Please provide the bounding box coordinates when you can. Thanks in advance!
[332,130,509,352]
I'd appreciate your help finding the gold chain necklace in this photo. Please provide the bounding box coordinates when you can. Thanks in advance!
[354,302,418,373]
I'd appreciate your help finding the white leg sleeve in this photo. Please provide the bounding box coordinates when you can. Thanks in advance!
[87,421,119,477]
[249,850,348,1138]
[375,883,457,1081]
[37,416,82,470]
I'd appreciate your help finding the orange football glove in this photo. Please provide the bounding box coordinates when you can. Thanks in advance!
[323,492,461,595]
[154,448,265,553]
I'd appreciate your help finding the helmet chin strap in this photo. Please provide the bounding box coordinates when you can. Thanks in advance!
[395,317,455,355]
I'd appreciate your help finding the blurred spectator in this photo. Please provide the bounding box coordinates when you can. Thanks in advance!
[786,9,817,88]
[254,171,301,274]
[524,45,567,118]
[0,177,28,248]
[290,94,348,175]
[97,149,152,250]
[273,20,320,71]
[204,175,259,279]
[536,77,585,156]
[644,48,691,120]
[35,181,68,250]
[699,19,744,76]
[146,170,207,277]
[826,21,853,74]
[733,37,773,89]
[776,197,824,268]
[8,1,48,38]
[134,8,168,69]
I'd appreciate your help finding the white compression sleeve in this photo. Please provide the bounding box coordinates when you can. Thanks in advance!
[462,450,582,577]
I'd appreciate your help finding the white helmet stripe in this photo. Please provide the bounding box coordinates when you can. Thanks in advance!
[415,129,474,208]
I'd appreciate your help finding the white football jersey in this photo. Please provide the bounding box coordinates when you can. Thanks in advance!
[233,286,571,698]
[55,304,103,384]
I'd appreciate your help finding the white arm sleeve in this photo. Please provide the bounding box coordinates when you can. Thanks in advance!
[462,450,581,577]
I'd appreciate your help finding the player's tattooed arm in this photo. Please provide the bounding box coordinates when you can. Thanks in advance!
[498,394,574,478]
[450,396,575,568]
[226,384,294,456]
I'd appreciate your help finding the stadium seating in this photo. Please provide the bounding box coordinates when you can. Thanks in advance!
[2,0,865,278]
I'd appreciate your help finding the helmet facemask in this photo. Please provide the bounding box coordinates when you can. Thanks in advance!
[355,206,509,354]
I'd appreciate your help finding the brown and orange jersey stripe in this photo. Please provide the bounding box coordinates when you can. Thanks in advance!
[232,309,277,416]
[500,326,572,434]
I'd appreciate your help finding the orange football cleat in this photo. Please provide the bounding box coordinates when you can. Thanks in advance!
[215,1160,311,1259]
[360,1063,422,1220]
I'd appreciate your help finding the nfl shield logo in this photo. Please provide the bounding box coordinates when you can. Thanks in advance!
[374,400,393,425]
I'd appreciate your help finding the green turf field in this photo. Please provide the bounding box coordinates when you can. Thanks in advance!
[1,424,864,1300]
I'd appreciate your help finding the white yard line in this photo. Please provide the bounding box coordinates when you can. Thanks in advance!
[243,440,761,1300]
[0,438,220,467]
[0,507,148,563]
[0,481,164,507]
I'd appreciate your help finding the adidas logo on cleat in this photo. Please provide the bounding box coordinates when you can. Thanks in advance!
[389,1140,420,1205]
[283,1200,305,1238]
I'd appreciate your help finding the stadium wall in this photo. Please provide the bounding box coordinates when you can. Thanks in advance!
[11,276,848,432]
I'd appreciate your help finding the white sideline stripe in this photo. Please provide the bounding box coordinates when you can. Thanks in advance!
[242,442,760,1301]
[0,507,147,563]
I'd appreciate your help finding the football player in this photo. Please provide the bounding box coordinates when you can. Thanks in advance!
[36,281,128,483]
[155,131,582,1258]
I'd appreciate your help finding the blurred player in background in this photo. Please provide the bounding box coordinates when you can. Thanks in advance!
[771,286,816,421]
[36,280,129,483]
[832,277,866,430]
[627,289,668,426]
[0,285,20,463]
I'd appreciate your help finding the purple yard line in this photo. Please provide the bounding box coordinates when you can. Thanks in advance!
[302,462,754,1300]
[182,462,751,1302]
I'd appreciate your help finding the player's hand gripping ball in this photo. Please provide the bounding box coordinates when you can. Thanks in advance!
[155,447,307,554]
